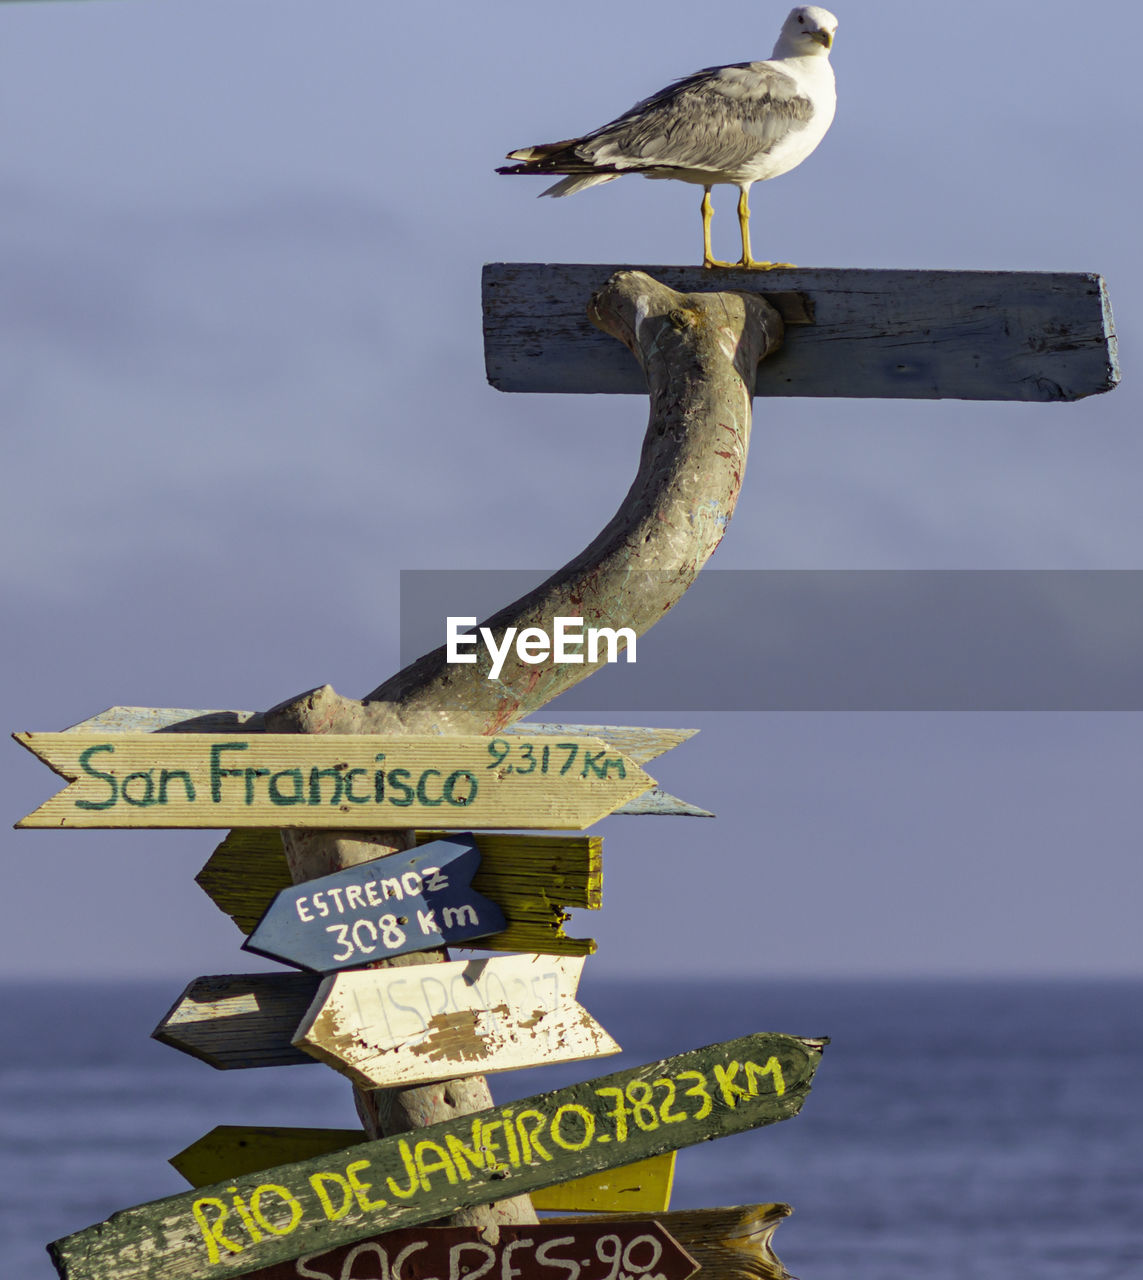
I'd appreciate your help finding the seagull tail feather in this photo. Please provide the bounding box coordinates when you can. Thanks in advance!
[539,173,619,197]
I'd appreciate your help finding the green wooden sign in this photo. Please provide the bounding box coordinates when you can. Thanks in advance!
[49,1031,824,1280]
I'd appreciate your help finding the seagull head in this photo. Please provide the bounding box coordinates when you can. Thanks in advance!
[774,6,838,57]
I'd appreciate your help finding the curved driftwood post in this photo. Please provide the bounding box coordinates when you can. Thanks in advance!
[265,271,783,1228]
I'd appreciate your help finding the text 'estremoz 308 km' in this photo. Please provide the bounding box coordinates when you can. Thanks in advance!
[14,733,654,830]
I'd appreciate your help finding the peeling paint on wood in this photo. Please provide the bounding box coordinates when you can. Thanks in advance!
[170,1128,677,1215]
[293,955,620,1088]
[50,1032,823,1280]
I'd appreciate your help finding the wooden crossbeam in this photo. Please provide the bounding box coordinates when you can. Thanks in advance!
[483,263,1119,402]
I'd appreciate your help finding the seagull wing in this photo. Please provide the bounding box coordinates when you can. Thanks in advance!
[579,61,817,174]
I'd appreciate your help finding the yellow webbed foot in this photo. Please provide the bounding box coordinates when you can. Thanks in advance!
[739,257,797,271]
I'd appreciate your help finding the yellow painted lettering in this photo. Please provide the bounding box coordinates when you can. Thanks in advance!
[499,1108,521,1166]
[713,1061,751,1108]
[415,1139,459,1190]
[745,1056,786,1097]
[226,1186,263,1243]
[309,1171,353,1221]
[346,1159,388,1212]
[479,1120,507,1172]
[386,1139,420,1199]
[191,1198,244,1264]
[249,1184,303,1236]
[550,1103,595,1151]
[514,1109,551,1164]
[445,1122,486,1179]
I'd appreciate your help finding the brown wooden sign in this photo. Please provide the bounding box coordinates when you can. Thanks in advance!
[15,732,653,830]
[198,1221,697,1280]
[49,1031,824,1280]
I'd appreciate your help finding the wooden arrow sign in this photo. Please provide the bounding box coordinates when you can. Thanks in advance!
[45,707,714,817]
[243,835,506,971]
[293,954,620,1088]
[14,732,653,830]
[188,1221,698,1280]
[203,829,603,956]
[170,1126,677,1215]
[50,1031,824,1280]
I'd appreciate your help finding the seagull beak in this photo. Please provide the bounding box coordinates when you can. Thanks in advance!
[810,29,833,49]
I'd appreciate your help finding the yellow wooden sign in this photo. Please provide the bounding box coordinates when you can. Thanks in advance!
[170,1126,676,1214]
[14,733,653,830]
[197,829,603,955]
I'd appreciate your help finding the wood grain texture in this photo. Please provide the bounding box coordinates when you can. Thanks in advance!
[179,1221,698,1280]
[197,829,602,955]
[170,1127,676,1214]
[50,709,708,817]
[483,263,1120,402]
[15,732,651,830]
[152,973,319,1070]
[293,956,620,1088]
[550,1204,795,1280]
[50,1032,823,1280]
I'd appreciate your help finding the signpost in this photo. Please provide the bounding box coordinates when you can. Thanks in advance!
[171,1128,678,1215]
[14,732,653,830]
[48,1032,824,1280]
[205,828,604,956]
[243,835,506,971]
[183,1221,699,1280]
[292,955,620,1087]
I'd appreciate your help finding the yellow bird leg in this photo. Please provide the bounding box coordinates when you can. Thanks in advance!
[736,186,796,271]
[700,187,737,270]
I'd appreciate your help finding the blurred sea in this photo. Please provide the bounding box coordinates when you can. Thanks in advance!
[1,978,1140,1279]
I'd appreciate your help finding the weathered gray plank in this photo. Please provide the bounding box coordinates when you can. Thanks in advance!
[483,263,1120,401]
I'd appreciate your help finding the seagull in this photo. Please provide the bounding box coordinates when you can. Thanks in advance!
[497,6,838,270]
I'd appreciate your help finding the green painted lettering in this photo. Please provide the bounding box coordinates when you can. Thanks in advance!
[308,766,345,805]
[443,769,478,806]
[269,768,305,805]
[121,771,157,807]
[244,767,270,804]
[343,768,370,803]
[158,768,195,804]
[210,741,248,802]
[387,768,414,807]
[75,743,117,810]
[416,769,444,806]
[580,749,608,779]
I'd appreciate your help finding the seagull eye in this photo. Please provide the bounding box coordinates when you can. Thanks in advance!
[797,14,804,21]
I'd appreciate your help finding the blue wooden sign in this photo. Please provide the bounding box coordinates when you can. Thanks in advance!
[242,835,506,972]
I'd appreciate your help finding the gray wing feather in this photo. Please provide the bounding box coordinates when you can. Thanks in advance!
[578,62,814,173]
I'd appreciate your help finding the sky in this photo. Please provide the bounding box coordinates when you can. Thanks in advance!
[2,0,1141,983]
